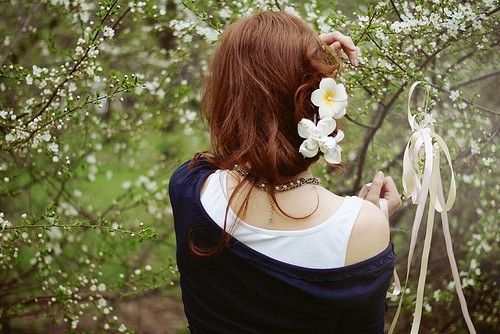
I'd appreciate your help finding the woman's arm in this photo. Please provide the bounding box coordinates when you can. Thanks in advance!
[344,199,390,265]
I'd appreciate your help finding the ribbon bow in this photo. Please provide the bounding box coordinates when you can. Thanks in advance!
[390,82,476,334]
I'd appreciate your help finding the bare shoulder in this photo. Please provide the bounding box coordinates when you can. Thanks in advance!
[344,199,390,266]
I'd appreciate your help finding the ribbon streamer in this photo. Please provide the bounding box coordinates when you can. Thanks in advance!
[389,82,476,333]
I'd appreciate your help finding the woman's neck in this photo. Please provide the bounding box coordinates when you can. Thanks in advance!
[233,165,319,192]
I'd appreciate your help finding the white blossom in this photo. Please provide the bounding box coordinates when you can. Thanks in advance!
[449,90,460,101]
[48,142,59,153]
[103,26,115,38]
[97,297,107,308]
[32,65,43,77]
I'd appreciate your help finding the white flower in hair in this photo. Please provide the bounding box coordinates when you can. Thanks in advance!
[310,77,347,119]
[298,118,343,164]
[320,130,344,164]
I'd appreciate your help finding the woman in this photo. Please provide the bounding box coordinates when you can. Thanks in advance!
[169,11,402,334]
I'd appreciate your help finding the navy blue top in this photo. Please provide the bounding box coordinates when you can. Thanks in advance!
[169,160,395,334]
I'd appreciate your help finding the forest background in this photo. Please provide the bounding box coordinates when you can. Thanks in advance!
[0,0,498,333]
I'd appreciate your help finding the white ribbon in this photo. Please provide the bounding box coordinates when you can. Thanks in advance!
[389,82,476,334]
[379,198,389,220]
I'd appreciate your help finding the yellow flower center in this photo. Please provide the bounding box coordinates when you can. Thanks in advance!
[324,91,336,104]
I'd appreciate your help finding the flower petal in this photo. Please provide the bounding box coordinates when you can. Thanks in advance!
[319,136,343,164]
[299,138,319,158]
[318,103,334,119]
[323,145,342,164]
[316,118,336,136]
[334,129,344,143]
[310,89,324,107]
[331,100,347,119]
[319,136,336,153]
[319,77,337,91]
[333,83,348,101]
[297,119,316,138]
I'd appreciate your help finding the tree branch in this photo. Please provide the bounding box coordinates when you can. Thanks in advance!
[181,1,222,34]
[345,114,377,129]
[352,84,407,192]
[274,0,282,11]
[0,3,43,67]
[451,70,500,89]
[455,125,499,167]
[367,33,408,74]
[389,0,403,22]
[432,84,500,116]
[29,0,119,123]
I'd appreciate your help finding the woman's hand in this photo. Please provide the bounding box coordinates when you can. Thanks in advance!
[358,171,402,218]
[319,31,358,66]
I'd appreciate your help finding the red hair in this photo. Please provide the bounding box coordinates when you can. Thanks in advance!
[191,11,340,255]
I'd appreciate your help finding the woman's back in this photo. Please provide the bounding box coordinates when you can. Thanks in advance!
[201,169,390,268]
[170,160,395,334]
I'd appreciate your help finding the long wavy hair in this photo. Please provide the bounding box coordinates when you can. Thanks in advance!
[191,11,341,255]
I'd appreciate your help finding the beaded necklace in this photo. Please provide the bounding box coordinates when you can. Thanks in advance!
[234,164,321,192]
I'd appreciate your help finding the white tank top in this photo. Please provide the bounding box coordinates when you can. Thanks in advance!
[200,170,364,269]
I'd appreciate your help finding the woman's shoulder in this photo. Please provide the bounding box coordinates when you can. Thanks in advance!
[344,199,390,266]
[169,158,217,197]
[171,158,216,181]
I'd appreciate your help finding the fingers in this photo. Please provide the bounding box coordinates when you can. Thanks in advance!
[319,31,358,66]
[342,46,358,67]
[364,171,384,206]
[382,176,402,215]
[319,31,356,50]
[359,172,403,218]
[358,184,369,198]
[330,41,342,52]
